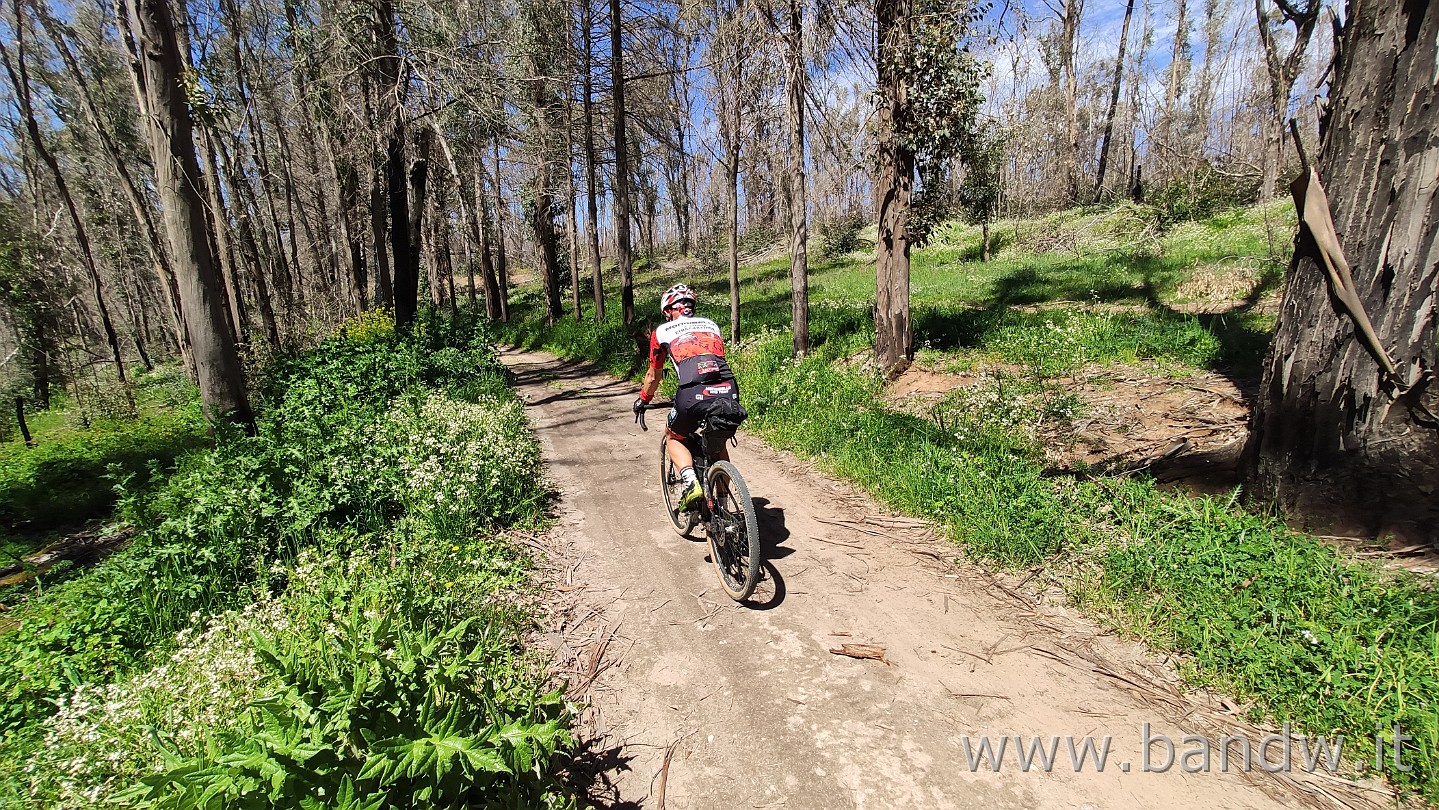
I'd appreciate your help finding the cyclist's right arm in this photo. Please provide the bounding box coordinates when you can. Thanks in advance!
[637,332,666,404]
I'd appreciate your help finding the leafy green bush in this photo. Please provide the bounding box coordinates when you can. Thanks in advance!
[815,212,869,259]
[1149,165,1262,226]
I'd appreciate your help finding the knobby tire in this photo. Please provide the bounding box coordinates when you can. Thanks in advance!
[659,436,697,536]
[705,460,761,601]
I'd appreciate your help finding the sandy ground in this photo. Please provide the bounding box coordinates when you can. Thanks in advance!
[500,348,1389,810]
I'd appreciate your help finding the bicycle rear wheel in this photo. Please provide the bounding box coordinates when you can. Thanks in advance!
[659,436,697,536]
[705,461,761,601]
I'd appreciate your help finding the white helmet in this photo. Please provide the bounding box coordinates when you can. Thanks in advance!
[660,283,696,313]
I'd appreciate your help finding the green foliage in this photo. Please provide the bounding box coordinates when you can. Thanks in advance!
[120,597,571,809]
[956,121,1006,228]
[815,212,869,259]
[0,405,208,534]
[0,312,572,809]
[1149,164,1262,226]
[883,0,989,176]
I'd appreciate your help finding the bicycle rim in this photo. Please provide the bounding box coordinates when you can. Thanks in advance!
[658,437,696,536]
[705,461,761,601]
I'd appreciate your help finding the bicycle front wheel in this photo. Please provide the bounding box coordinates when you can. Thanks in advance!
[705,460,761,601]
[659,436,697,537]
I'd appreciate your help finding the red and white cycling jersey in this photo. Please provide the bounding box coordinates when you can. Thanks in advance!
[648,315,735,388]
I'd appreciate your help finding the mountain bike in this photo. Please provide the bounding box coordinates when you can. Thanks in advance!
[637,402,761,601]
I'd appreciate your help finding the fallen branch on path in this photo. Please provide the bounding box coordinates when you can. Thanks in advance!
[829,643,889,665]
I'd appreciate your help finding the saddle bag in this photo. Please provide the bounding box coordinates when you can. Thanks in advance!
[703,397,748,439]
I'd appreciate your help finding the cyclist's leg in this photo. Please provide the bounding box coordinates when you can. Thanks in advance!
[666,401,705,508]
[665,404,699,471]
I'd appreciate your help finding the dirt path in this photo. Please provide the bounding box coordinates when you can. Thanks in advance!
[501,349,1381,810]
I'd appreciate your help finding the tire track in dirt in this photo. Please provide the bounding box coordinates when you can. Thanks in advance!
[502,348,1377,810]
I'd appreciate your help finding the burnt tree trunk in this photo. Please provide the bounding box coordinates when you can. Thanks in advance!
[783,0,808,355]
[406,128,431,316]
[1093,0,1135,203]
[492,140,511,322]
[582,2,605,322]
[875,0,914,377]
[611,0,635,324]
[474,163,502,320]
[1243,0,1439,542]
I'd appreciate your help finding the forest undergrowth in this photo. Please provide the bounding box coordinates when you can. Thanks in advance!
[498,199,1439,801]
[0,311,577,809]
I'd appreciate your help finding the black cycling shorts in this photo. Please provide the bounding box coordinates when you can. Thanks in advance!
[667,380,739,438]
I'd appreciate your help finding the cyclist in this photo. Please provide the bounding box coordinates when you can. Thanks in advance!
[633,283,739,511]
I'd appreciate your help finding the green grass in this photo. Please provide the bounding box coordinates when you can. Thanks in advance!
[496,198,1438,801]
[0,365,210,545]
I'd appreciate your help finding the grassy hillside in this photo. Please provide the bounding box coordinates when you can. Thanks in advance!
[497,199,1439,801]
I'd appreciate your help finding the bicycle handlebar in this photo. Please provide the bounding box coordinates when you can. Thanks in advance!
[634,401,673,432]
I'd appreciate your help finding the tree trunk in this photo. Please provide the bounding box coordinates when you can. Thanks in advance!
[1254,0,1322,200]
[0,16,132,405]
[492,140,511,322]
[566,108,582,322]
[198,128,247,344]
[42,6,190,364]
[339,161,368,312]
[428,122,480,312]
[875,0,913,377]
[407,127,431,317]
[528,51,564,326]
[721,58,743,344]
[582,3,605,322]
[1093,0,1135,203]
[611,0,635,324]
[370,167,393,308]
[1160,0,1189,180]
[215,136,280,347]
[125,0,252,429]
[783,0,808,355]
[474,163,501,320]
[1243,0,1439,542]
[1057,0,1084,202]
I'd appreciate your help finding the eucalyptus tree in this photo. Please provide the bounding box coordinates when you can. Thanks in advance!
[709,0,760,342]
[757,0,809,354]
[1244,0,1438,543]
[610,0,635,323]
[1253,0,1321,199]
[874,0,986,375]
[121,0,253,429]
[1092,0,1135,203]
[579,0,604,321]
